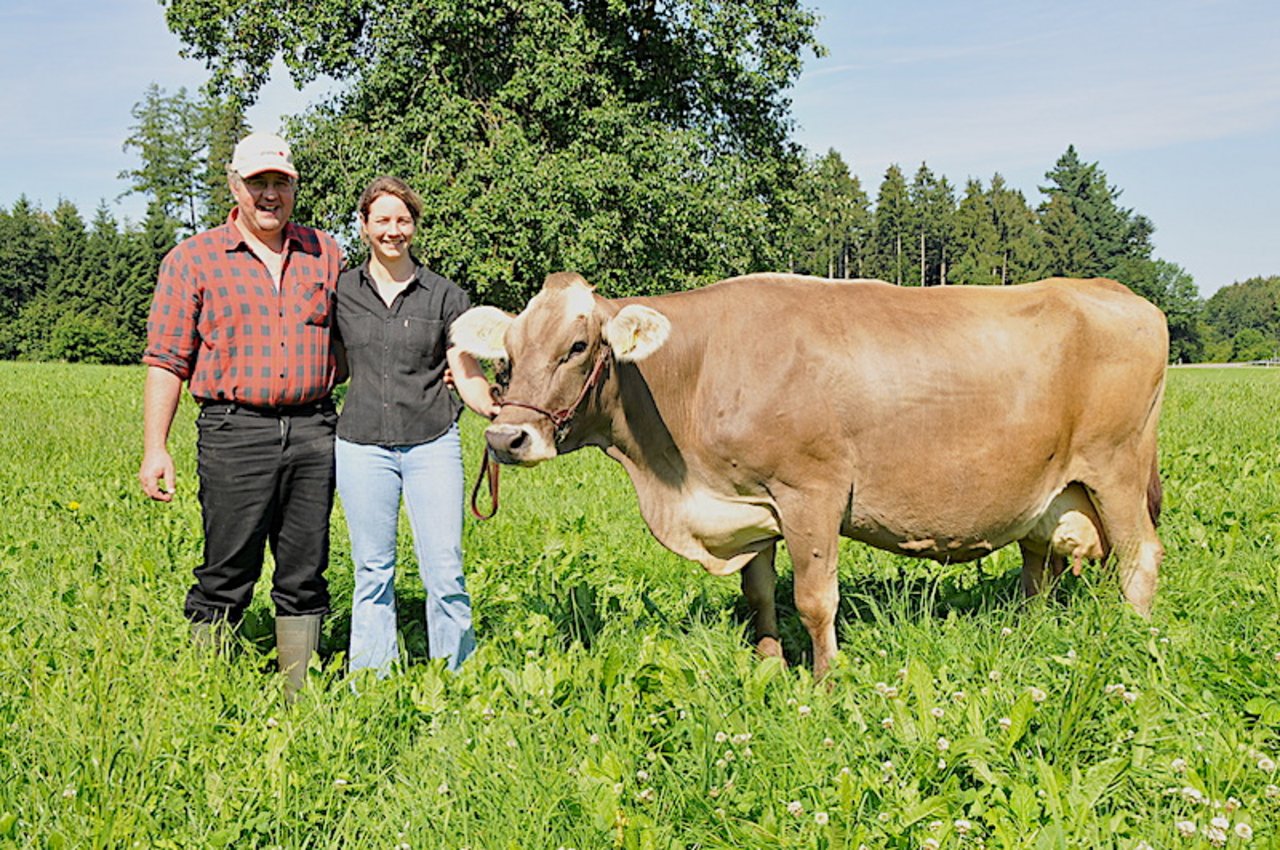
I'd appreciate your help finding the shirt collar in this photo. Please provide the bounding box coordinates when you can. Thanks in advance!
[221,207,306,253]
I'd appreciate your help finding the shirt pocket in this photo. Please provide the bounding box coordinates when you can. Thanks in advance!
[298,282,332,327]
[398,316,445,369]
[340,313,377,350]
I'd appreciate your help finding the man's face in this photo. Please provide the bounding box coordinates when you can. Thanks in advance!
[230,171,296,241]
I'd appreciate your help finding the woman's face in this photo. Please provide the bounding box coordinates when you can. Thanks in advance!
[362,193,416,264]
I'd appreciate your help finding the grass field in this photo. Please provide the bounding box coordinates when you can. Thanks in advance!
[1,362,1278,849]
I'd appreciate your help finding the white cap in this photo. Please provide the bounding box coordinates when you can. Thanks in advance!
[229,132,298,179]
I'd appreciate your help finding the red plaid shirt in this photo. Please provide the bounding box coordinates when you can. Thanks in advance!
[143,210,343,406]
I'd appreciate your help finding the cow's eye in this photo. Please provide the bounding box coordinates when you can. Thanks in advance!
[568,341,588,357]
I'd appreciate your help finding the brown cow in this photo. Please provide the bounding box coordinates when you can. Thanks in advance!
[451,272,1167,676]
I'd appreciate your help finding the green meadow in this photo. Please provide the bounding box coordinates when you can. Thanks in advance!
[1,362,1278,849]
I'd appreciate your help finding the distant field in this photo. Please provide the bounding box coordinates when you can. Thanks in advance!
[0,362,1277,848]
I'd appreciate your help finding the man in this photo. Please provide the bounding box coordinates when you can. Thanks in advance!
[138,132,343,701]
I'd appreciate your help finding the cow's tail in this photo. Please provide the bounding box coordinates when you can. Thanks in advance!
[1146,456,1162,528]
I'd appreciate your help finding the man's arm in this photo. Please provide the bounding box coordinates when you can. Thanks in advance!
[138,366,183,502]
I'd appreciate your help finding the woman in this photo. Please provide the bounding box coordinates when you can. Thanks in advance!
[334,176,497,675]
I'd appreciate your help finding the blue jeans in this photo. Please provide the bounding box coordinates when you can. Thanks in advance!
[335,425,475,674]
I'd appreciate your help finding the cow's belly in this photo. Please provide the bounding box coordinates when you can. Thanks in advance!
[842,483,1081,563]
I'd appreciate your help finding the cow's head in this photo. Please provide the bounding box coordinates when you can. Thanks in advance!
[451,272,670,465]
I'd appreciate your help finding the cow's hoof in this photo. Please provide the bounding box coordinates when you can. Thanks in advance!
[755,636,784,662]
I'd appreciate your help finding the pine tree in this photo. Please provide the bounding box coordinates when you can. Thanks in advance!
[869,165,911,285]
[989,174,1041,284]
[1039,145,1152,278]
[949,178,1001,285]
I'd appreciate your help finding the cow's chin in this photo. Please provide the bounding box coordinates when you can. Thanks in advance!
[484,423,558,467]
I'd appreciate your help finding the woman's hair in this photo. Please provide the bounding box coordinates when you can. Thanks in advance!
[357,175,423,224]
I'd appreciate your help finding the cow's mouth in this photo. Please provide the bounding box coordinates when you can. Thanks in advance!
[485,423,557,466]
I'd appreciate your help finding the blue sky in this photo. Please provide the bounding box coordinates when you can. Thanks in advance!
[1,1,1277,296]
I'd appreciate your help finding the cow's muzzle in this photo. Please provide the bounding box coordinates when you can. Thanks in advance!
[485,423,556,466]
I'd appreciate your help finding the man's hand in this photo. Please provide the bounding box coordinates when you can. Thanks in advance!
[139,448,176,502]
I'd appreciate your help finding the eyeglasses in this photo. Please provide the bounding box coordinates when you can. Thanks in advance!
[241,175,296,193]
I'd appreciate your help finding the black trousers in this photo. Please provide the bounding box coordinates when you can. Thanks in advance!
[185,400,337,624]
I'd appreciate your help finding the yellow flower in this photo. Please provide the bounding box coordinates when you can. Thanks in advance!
[67,501,81,511]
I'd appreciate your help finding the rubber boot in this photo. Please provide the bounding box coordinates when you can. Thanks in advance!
[191,618,234,655]
[276,614,322,703]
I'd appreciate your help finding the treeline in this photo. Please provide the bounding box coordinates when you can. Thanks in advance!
[1,0,1274,365]
[0,200,175,364]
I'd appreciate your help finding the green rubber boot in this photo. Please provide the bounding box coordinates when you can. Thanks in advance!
[276,614,322,703]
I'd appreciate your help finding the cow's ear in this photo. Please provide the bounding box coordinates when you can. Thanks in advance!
[450,306,513,360]
[604,304,670,362]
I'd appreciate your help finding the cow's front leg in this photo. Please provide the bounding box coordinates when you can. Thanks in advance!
[740,543,782,660]
[777,498,843,679]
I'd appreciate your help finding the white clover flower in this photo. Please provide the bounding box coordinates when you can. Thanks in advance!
[612,782,625,795]
[823,736,836,749]
[742,747,753,759]
[635,769,649,783]
[589,733,600,745]
[877,648,888,658]
[1205,825,1227,847]
[1123,690,1140,705]
[952,691,967,703]
[62,787,76,799]
[1258,756,1277,773]
[266,716,279,728]
[636,787,655,803]
[814,811,829,826]
[936,737,950,752]
[882,760,895,774]
[988,670,1002,682]
[1028,687,1047,703]
[715,731,729,744]
[954,819,972,834]
[787,800,804,816]
[1265,784,1279,799]
[1176,820,1197,837]
[897,667,909,680]
[922,838,940,850]
[1000,627,1013,637]
[1225,797,1241,813]
[482,706,495,719]
[937,758,947,769]
[708,785,720,799]
[1105,683,1126,697]
[723,749,735,762]
[1235,822,1253,841]
[930,707,945,719]
[928,820,943,832]
[1171,757,1188,773]
[506,738,518,749]
[1135,843,1153,850]
[333,778,349,788]
[787,697,798,706]
[1182,786,1205,804]
[998,717,1012,731]
[1274,651,1280,663]
[881,717,894,729]
[732,733,752,745]
[798,704,812,717]
[714,758,727,769]
[1210,816,1230,830]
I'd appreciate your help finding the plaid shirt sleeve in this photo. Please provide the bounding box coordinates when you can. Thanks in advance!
[142,242,202,380]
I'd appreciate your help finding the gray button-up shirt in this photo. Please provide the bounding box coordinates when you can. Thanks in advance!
[335,262,471,446]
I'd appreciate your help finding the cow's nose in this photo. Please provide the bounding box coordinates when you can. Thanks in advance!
[485,424,529,463]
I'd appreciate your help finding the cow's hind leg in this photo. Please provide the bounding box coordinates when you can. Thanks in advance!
[1089,481,1162,616]
[740,544,783,660]
[1018,541,1050,597]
